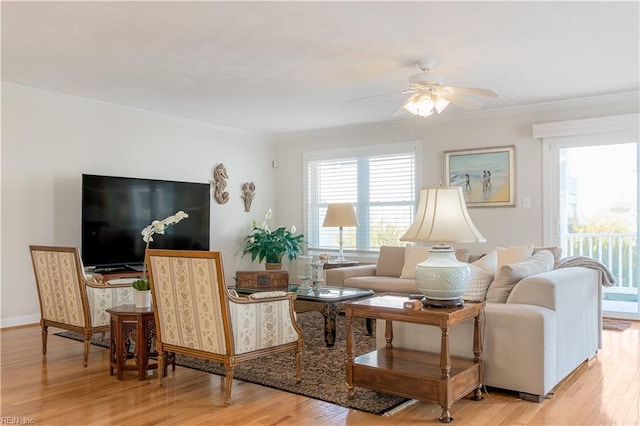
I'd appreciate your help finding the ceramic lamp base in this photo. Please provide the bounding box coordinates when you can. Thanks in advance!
[415,245,471,304]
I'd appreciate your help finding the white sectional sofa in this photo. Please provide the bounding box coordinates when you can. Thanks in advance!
[325,244,602,401]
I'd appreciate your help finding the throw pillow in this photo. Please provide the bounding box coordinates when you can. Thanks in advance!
[485,249,555,303]
[496,243,534,268]
[399,245,430,279]
[375,246,406,277]
[533,246,562,261]
[462,264,495,302]
[455,248,471,263]
[472,250,497,275]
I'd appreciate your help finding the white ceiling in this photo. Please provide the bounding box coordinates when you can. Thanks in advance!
[2,1,639,135]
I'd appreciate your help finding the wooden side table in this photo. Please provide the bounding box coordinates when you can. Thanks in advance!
[106,304,175,380]
[343,295,485,423]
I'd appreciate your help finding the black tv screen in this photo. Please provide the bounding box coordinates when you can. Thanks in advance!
[82,174,210,270]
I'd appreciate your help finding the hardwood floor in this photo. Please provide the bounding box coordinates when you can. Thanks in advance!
[1,321,638,425]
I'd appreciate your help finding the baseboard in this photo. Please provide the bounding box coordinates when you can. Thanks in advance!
[1,314,40,329]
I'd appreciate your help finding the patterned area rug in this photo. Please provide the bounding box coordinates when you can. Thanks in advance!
[603,318,632,331]
[55,312,408,415]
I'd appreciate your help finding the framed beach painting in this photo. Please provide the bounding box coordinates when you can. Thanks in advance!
[444,146,515,207]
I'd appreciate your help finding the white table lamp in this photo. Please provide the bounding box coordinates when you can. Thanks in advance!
[322,203,359,263]
[400,187,486,307]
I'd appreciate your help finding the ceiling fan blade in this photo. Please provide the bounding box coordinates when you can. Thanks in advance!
[392,105,407,116]
[350,89,415,103]
[443,86,497,98]
[438,93,484,110]
[392,95,414,116]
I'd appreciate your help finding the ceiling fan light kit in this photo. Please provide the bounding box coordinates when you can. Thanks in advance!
[400,58,497,119]
[402,92,450,117]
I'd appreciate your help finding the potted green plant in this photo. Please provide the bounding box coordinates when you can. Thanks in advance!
[243,209,305,269]
[132,210,189,307]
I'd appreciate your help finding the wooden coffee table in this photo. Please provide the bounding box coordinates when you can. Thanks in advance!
[343,295,485,423]
[234,285,374,347]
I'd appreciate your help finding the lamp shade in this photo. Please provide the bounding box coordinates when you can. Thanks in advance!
[322,202,358,263]
[322,203,359,228]
[400,187,486,243]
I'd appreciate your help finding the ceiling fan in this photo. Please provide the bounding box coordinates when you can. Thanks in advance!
[356,58,498,118]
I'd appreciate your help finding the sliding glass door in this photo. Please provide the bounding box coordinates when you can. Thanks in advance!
[557,143,639,318]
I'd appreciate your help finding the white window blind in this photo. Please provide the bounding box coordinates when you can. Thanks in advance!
[306,146,416,253]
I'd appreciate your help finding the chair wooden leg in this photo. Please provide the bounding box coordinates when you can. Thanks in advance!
[295,342,302,382]
[41,324,48,355]
[83,331,91,367]
[223,365,234,407]
[157,352,165,387]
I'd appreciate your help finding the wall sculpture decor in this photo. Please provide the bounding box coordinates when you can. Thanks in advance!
[212,163,230,204]
[241,182,256,212]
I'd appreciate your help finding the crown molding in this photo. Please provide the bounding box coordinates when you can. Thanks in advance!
[1,83,271,140]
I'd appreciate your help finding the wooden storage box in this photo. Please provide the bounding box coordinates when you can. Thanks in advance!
[235,270,289,289]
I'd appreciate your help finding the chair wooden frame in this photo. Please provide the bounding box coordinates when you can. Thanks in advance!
[29,245,132,367]
[146,249,303,406]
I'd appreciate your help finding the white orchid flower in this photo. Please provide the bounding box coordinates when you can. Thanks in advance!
[290,225,296,234]
[151,220,165,235]
[139,211,189,282]
[140,211,189,243]
[175,211,189,221]
[141,226,154,243]
[265,209,273,220]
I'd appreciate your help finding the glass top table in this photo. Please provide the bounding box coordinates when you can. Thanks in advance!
[288,285,374,302]
[234,285,374,347]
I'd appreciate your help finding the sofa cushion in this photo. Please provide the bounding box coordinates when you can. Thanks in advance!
[462,264,495,302]
[486,249,555,303]
[375,246,405,277]
[399,245,430,279]
[399,246,471,279]
[496,243,534,268]
[344,276,419,294]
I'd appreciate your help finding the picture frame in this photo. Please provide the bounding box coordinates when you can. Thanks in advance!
[444,146,516,207]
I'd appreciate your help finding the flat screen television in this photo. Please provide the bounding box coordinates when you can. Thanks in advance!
[82,174,210,272]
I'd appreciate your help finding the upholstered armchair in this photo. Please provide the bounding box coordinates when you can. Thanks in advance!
[29,245,133,366]
[146,249,303,406]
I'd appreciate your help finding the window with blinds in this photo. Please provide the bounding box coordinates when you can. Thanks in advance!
[306,146,417,253]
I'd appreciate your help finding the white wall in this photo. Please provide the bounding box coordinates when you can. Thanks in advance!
[1,85,277,327]
[274,95,639,258]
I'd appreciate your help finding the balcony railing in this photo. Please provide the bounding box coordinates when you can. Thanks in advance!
[563,233,638,289]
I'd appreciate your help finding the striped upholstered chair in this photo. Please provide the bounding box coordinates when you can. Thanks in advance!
[146,249,303,406]
[29,245,133,367]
